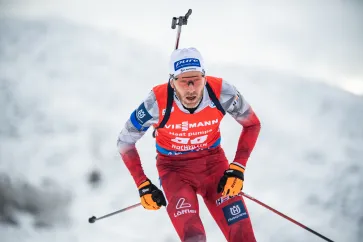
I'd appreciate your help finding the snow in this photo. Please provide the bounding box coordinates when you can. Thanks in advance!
[0,17,362,242]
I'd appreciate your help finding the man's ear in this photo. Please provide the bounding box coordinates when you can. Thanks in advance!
[170,79,175,89]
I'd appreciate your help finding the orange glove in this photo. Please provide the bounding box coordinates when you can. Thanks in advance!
[217,164,245,196]
[138,179,166,210]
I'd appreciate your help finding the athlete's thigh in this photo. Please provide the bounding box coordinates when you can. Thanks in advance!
[202,162,257,241]
[206,192,256,242]
[160,171,206,242]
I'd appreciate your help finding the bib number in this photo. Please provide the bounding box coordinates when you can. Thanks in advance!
[171,135,208,144]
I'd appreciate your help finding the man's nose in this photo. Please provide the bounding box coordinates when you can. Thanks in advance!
[186,81,195,91]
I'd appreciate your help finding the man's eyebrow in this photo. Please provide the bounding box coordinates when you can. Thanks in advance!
[180,75,200,79]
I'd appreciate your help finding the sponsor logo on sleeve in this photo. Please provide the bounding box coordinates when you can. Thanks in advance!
[135,103,153,125]
[232,92,241,106]
[222,200,248,225]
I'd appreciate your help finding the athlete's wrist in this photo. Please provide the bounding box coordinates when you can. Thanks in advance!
[230,162,246,171]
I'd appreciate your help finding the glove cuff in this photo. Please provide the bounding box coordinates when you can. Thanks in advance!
[138,179,154,197]
[138,179,151,189]
[225,164,244,181]
[229,163,245,172]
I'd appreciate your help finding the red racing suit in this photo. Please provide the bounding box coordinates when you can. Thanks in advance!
[157,147,256,242]
[118,76,261,242]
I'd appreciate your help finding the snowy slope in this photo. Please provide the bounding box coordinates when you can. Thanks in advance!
[0,18,362,242]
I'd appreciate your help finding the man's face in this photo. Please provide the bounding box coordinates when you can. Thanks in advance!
[171,71,205,109]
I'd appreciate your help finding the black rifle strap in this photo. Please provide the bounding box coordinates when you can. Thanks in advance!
[152,81,174,137]
[205,82,226,116]
[159,81,175,128]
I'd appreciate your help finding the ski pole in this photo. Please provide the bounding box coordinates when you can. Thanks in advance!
[88,202,141,224]
[171,9,192,50]
[242,192,334,242]
[90,9,193,226]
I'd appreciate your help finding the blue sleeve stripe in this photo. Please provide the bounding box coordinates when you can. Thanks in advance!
[130,111,149,131]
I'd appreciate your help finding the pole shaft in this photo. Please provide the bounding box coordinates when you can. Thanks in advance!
[175,25,182,49]
[242,192,334,242]
[96,203,141,221]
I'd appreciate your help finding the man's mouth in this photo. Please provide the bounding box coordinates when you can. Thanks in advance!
[186,96,197,101]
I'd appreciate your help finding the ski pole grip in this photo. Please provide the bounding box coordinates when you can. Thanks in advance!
[182,9,192,25]
[171,17,177,29]
[171,9,192,29]
[185,9,192,19]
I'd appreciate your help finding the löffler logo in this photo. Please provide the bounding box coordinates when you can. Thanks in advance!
[174,198,197,217]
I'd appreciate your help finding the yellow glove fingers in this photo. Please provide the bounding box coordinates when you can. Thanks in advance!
[138,179,166,210]
[231,179,243,195]
[141,194,160,210]
[222,177,244,196]
[222,177,234,196]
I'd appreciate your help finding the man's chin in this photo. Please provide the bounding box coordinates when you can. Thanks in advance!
[182,101,199,109]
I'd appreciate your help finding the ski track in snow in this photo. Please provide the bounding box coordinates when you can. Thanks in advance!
[0,17,362,242]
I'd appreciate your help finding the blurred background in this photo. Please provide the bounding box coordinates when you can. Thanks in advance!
[0,0,362,241]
